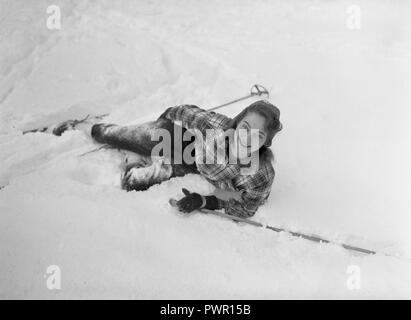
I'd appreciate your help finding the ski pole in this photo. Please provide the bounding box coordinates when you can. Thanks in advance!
[200,208,264,227]
[198,208,376,256]
[207,84,269,112]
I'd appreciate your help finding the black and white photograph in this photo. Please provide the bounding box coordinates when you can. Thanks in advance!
[0,0,410,303]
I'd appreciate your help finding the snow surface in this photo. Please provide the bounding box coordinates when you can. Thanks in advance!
[1,0,411,299]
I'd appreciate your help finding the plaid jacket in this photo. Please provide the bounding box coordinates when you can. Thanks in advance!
[162,105,275,218]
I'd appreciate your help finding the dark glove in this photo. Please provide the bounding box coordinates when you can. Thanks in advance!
[176,188,205,213]
[176,188,220,213]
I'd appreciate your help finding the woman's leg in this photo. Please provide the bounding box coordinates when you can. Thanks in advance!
[90,121,161,156]
[90,118,198,191]
[52,116,198,191]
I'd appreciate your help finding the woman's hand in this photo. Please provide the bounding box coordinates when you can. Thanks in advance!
[176,188,205,213]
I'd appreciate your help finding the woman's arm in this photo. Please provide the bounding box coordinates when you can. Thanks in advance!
[174,171,273,218]
[214,190,268,218]
[213,164,275,218]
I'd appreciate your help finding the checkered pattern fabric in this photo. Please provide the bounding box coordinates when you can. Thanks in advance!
[163,105,275,218]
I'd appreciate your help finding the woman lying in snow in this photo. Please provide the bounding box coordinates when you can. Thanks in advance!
[54,100,282,218]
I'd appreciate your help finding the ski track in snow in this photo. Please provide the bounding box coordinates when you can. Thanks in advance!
[1,0,411,298]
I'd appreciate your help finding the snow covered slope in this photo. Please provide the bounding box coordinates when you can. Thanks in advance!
[1,0,411,298]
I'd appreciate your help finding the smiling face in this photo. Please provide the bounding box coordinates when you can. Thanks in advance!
[234,112,267,154]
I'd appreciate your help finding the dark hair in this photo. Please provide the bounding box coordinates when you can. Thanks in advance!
[230,100,282,162]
